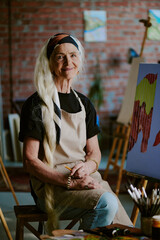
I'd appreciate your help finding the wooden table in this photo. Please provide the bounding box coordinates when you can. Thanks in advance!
[40,223,153,239]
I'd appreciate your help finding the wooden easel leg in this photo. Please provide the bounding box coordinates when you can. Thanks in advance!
[0,208,13,240]
[0,164,10,188]
[0,156,19,205]
[114,125,126,168]
[115,125,131,195]
[131,179,148,225]
[103,124,131,196]
[103,125,121,180]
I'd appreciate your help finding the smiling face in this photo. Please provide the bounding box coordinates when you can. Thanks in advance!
[49,43,81,83]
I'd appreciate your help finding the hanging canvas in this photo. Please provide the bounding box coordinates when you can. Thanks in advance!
[126,63,160,181]
[147,9,160,41]
[84,10,107,42]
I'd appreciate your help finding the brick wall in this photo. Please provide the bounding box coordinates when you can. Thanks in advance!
[0,0,160,130]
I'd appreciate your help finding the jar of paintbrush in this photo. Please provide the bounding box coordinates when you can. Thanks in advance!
[152,215,160,239]
[127,185,160,237]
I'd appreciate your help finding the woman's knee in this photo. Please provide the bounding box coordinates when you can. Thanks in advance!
[96,192,118,213]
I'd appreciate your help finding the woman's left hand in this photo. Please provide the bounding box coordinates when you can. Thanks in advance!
[70,162,90,179]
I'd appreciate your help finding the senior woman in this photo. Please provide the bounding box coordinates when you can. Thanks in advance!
[19,33,132,233]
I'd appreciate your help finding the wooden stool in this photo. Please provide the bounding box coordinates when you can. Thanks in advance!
[14,205,80,240]
[14,205,48,240]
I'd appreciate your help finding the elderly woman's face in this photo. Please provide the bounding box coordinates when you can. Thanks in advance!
[50,43,81,80]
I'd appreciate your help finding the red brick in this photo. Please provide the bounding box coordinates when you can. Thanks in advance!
[0,0,160,125]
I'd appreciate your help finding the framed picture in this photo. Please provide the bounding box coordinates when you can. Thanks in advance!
[147,9,160,41]
[84,10,107,42]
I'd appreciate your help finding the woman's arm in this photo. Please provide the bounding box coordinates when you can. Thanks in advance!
[23,136,101,190]
[71,135,101,178]
[85,134,101,168]
[23,137,68,186]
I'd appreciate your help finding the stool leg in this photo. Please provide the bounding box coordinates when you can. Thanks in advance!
[38,221,44,234]
[15,218,24,240]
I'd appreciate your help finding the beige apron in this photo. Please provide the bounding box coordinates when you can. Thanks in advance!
[31,92,133,226]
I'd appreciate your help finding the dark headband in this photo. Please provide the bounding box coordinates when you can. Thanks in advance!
[47,33,79,59]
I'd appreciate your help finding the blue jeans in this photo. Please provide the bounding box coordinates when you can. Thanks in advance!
[37,191,118,230]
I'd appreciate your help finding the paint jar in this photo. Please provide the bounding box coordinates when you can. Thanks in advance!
[141,216,152,237]
[152,215,160,239]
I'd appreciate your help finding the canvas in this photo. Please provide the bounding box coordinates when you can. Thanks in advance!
[117,57,144,125]
[126,63,160,181]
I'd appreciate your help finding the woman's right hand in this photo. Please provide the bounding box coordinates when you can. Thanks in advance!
[69,175,102,190]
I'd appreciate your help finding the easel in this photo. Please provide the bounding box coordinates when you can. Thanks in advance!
[0,67,18,239]
[103,123,131,196]
[0,156,19,205]
[0,208,13,240]
[0,155,19,239]
[0,157,17,240]
[103,16,151,225]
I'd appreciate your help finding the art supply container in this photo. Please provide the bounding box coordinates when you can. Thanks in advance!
[152,215,160,239]
[141,216,152,237]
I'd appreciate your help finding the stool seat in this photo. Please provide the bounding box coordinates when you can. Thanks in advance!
[14,205,48,221]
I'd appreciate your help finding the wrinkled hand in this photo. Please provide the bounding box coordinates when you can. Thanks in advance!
[70,175,102,190]
[70,161,90,179]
